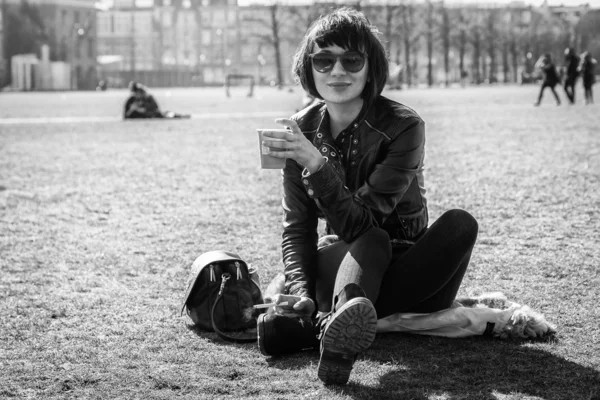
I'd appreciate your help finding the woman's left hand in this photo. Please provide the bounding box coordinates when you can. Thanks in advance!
[262,118,325,174]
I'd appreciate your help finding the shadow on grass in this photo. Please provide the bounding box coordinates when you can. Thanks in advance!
[346,333,600,400]
[185,324,599,399]
[187,322,318,369]
[186,323,260,344]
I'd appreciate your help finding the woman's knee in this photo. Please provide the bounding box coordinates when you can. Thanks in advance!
[440,209,478,244]
[354,227,391,250]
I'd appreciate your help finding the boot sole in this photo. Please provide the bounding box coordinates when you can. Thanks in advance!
[317,298,377,385]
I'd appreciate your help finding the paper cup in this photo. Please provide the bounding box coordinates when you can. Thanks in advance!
[257,129,288,169]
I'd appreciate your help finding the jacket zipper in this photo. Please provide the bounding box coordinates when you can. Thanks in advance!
[346,134,353,162]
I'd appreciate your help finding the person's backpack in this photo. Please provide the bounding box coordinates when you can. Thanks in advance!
[181,250,264,342]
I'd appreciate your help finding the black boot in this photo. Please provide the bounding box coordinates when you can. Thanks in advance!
[257,313,319,356]
[317,283,377,385]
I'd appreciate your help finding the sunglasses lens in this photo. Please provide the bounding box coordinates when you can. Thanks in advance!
[311,52,365,73]
[341,53,365,72]
[311,54,336,72]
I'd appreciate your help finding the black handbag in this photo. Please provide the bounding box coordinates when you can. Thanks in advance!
[181,250,264,343]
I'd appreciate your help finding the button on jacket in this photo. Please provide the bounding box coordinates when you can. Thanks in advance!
[282,95,428,299]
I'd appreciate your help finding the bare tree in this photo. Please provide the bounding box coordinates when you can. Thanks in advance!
[485,8,498,83]
[425,0,435,87]
[398,1,420,87]
[241,3,307,88]
[471,8,484,84]
[440,2,451,86]
[452,7,469,82]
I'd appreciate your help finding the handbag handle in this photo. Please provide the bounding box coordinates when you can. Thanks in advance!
[211,273,257,343]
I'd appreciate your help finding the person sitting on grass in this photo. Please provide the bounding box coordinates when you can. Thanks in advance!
[123,81,190,119]
[257,8,478,385]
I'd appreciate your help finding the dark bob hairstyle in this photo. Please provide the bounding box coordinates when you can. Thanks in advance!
[292,8,389,107]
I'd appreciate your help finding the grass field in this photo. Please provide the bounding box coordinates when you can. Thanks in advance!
[1,85,599,400]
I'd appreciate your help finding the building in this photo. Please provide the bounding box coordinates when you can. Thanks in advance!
[96,0,304,87]
[0,3,5,88]
[1,0,97,90]
[97,0,252,87]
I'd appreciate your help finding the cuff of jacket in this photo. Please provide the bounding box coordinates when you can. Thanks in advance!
[301,160,340,199]
[286,282,313,300]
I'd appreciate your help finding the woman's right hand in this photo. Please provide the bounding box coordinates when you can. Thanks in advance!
[268,294,315,317]
[261,118,325,174]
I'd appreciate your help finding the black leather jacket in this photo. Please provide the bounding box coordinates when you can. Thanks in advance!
[281,95,428,300]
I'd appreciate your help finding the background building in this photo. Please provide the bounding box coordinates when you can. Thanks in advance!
[0,3,5,87]
[1,0,97,90]
[2,0,598,90]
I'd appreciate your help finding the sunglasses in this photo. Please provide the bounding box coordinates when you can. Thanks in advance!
[309,51,366,73]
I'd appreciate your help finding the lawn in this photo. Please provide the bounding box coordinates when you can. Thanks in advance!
[0,85,599,400]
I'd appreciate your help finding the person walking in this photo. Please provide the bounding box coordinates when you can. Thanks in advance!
[257,8,478,385]
[534,53,561,106]
[579,52,596,105]
[563,47,580,104]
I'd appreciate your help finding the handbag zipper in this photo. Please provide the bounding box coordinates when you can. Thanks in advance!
[235,261,243,280]
[209,264,216,282]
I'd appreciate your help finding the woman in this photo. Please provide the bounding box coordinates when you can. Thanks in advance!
[259,8,478,385]
[579,52,596,105]
[534,53,561,106]
[563,47,580,104]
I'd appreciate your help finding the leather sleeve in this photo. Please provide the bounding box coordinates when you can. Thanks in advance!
[306,118,425,242]
[281,158,319,300]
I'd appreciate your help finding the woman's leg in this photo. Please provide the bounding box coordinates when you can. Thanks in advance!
[550,86,561,104]
[314,228,390,385]
[374,209,478,319]
[535,83,546,105]
[315,228,391,312]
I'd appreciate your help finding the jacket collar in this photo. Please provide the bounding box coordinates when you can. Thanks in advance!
[315,99,372,137]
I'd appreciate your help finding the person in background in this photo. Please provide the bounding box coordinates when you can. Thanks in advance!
[123,81,190,119]
[534,53,561,106]
[257,8,478,385]
[563,47,580,104]
[579,52,596,105]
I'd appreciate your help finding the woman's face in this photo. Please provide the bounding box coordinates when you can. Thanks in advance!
[311,44,369,108]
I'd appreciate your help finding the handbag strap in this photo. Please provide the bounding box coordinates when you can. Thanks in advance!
[211,273,257,343]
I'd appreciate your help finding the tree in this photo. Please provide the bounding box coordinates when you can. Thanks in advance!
[452,7,469,83]
[485,8,499,83]
[398,1,420,87]
[440,2,451,86]
[470,8,484,84]
[576,9,600,54]
[425,0,436,87]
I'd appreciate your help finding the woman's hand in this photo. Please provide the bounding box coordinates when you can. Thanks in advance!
[268,294,315,317]
[261,118,325,174]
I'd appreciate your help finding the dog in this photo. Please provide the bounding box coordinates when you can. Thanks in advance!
[455,292,557,339]
[263,274,556,340]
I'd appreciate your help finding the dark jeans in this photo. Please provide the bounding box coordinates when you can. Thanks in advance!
[536,83,561,105]
[564,77,577,104]
[584,84,594,104]
[315,209,478,319]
